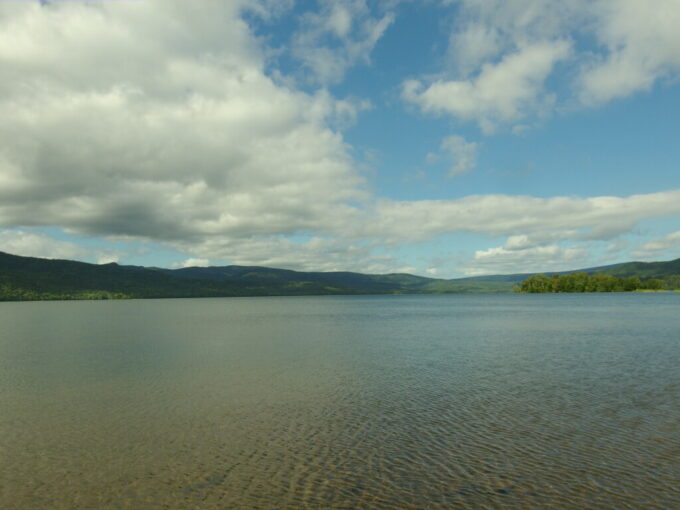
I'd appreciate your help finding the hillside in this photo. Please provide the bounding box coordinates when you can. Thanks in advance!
[453,263,626,284]
[161,265,511,293]
[1,250,679,301]
[600,258,680,278]
[0,251,461,300]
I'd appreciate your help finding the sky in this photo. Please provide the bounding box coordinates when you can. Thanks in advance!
[1,0,679,277]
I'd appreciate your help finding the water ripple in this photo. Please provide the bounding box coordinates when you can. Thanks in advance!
[1,294,678,509]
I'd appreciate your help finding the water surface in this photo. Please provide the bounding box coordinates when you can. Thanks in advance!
[1,294,678,508]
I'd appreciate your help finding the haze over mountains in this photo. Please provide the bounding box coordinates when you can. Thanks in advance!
[1,251,679,301]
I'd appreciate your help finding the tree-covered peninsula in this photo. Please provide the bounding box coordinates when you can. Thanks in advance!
[516,272,672,293]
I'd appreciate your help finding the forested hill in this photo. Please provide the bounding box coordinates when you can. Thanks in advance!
[448,259,680,284]
[515,258,680,293]
[600,258,680,278]
[517,272,677,293]
[1,250,679,301]
[0,251,507,301]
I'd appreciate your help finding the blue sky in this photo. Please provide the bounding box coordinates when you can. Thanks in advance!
[1,0,679,277]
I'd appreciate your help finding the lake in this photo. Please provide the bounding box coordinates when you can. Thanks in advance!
[0,293,678,509]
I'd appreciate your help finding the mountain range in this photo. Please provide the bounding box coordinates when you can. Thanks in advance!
[1,250,679,301]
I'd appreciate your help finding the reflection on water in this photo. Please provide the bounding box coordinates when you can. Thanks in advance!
[0,294,678,509]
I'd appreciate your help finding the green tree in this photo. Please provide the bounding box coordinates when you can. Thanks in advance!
[520,274,553,293]
[663,274,680,290]
[642,278,663,290]
[623,276,641,291]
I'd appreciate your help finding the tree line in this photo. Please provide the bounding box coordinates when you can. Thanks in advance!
[516,272,676,293]
[0,284,129,301]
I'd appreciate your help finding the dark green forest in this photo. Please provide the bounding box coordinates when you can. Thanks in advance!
[1,250,679,301]
[0,251,507,301]
[517,272,678,293]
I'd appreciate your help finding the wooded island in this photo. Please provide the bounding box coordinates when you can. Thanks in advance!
[516,272,675,293]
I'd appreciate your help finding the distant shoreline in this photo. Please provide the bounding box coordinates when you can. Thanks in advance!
[2,250,679,302]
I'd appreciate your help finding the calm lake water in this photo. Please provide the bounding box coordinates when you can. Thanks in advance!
[0,293,678,509]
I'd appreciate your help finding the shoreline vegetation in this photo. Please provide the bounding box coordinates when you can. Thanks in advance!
[0,286,130,301]
[1,250,679,302]
[516,273,677,293]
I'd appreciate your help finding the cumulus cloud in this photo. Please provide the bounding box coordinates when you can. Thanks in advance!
[406,0,680,129]
[579,0,680,104]
[292,0,394,85]
[1,1,679,277]
[404,0,582,130]
[0,1,365,251]
[404,40,570,132]
[0,0,389,273]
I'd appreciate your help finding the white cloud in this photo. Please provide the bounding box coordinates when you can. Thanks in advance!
[404,40,570,132]
[3,185,680,275]
[440,135,478,176]
[0,230,84,260]
[173,258,211,269]
[366,189,680,244]
[444,0,581,43]
[579,0,680,105]
[185,188,680,273]
[632,231,680,260]
[97,254,121,265]
[1,1,679,277]
[406,0,680,129]
[0,1,397,273]
[448,23,500,77]
[0,0,366,250]
[292,0,394,85]
[462,243,589,276]
[0,229,119,263]
[405,0,584,131]
[172,235,411,274]
[503,231,578,251]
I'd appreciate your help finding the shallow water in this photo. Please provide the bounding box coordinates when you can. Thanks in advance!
[0,293,678,509]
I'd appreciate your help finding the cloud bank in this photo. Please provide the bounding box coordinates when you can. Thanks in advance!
[1,0,679,276]
[0,1,363,242]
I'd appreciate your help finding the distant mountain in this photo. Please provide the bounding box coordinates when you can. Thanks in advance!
[0,250,489,300]
[0,251,246,300]
[455,263,626,284]
[158,265,510,293]
[1,250,678,301]
[462,259,680,284]
[599,258,680,278]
